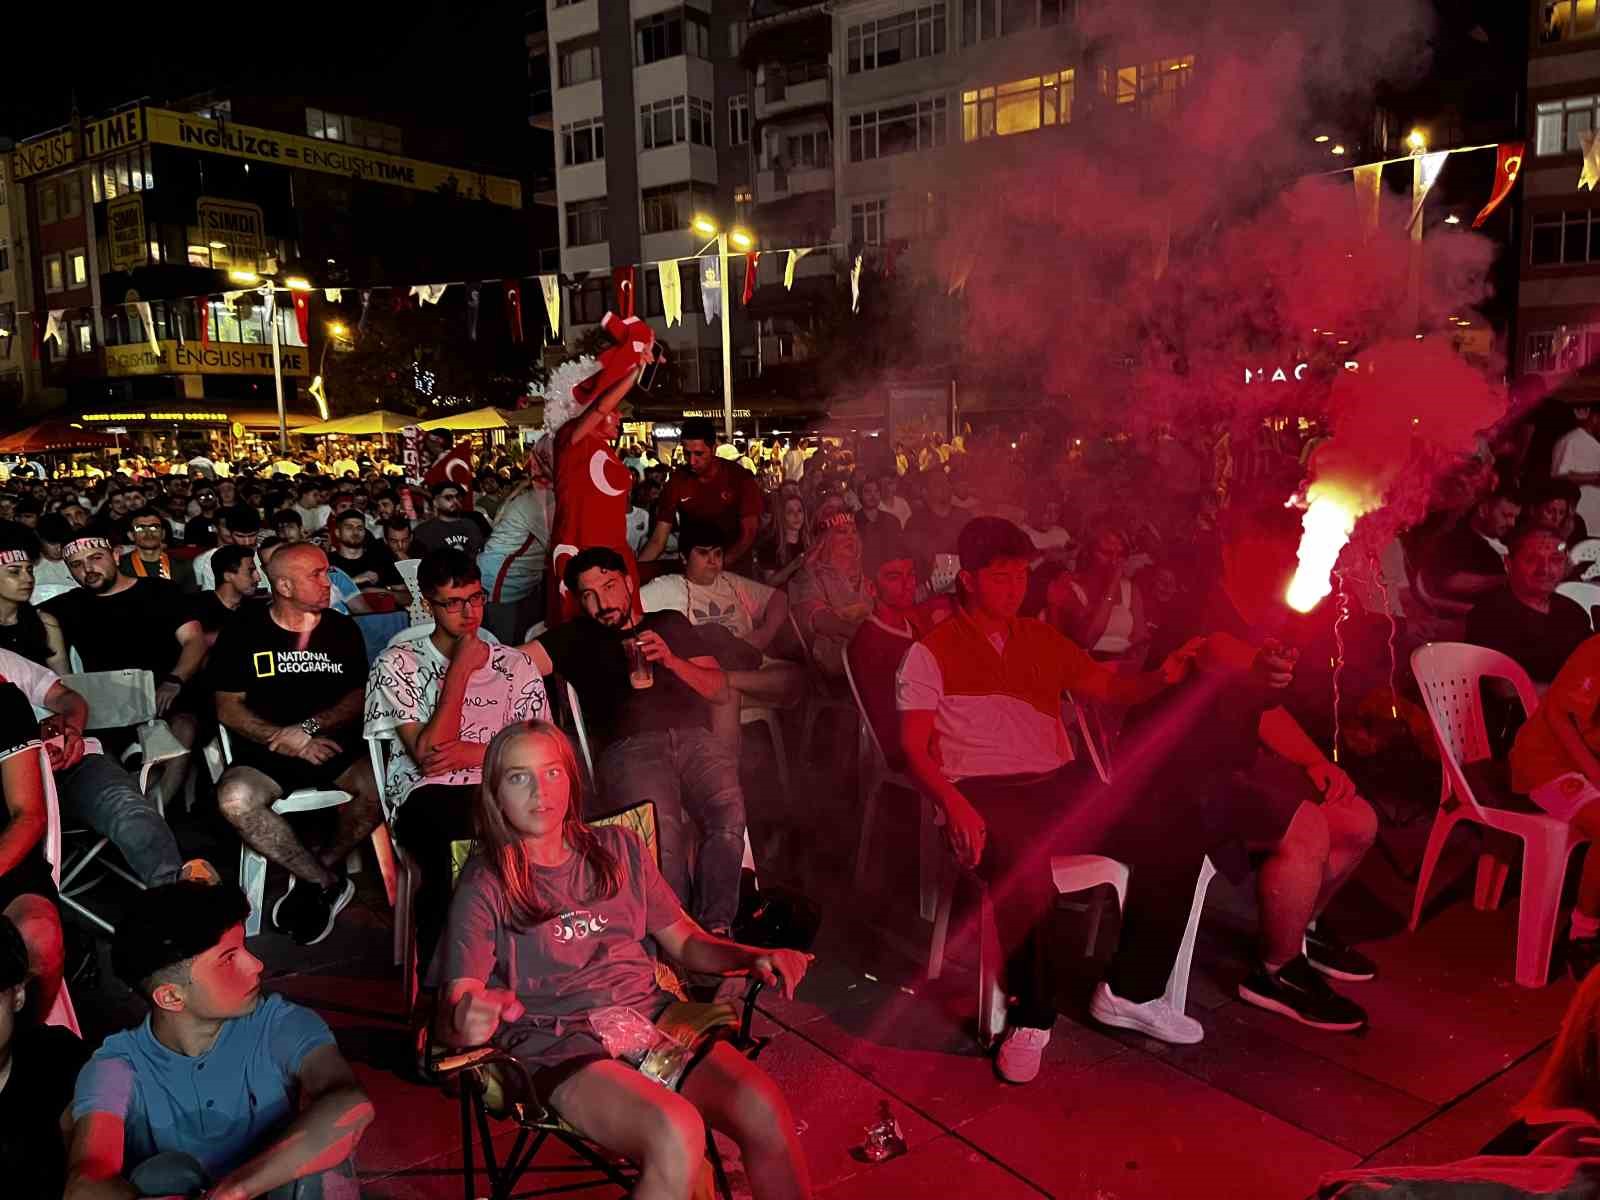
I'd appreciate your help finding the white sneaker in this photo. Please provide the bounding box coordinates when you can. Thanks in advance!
[995,1025,1051,1083]
[1088,982,1204,1045]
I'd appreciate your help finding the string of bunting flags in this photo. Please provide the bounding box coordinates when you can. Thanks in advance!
[0,240,862,360]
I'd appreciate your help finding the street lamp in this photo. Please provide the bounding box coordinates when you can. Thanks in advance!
[229,269,312,451]
[690,214,755,441]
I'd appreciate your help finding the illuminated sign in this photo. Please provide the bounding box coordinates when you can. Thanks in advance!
[1243,363,1310,384]
[197,197,266,270]
[681,408,753,418]
[106,194,147,272]
[103,341,310,378]
[82,411,232,424]
[10,109,144,179]
[143,108,522,209]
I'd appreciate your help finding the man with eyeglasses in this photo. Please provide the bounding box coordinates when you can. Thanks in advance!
[364,548,548,973]
[411,482,490,560]
[118,511,195,590]
[210,544,380,946]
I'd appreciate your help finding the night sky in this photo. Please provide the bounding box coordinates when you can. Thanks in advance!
[0,3,531,172]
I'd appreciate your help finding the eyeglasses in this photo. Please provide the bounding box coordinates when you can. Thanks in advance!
[428,590,488,614]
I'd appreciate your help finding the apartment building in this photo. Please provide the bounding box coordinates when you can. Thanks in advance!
[546,0,759,396]
[1522,0,1600,401]
[0,152,34,407]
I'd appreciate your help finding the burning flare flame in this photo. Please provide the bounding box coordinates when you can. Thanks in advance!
[1287,492,1358,613]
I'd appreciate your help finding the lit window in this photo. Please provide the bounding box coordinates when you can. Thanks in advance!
[44,254,64,292]
[962,70,1074,140]
[72,321,92,354]
[69,250,88,286]
[1527,328,1586,371]
[1544,0,1600,44]
[1099,56,1195,119]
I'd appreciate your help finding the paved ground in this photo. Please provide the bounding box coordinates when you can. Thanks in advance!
[64,741,1579,1200]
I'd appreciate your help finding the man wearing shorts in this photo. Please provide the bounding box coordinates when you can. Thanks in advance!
[210,544,381,945]
[1512,633,1600,978]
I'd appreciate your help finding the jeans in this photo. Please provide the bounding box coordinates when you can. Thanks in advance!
[60,753,183,886]
[597,727,746,932]
[958,768,1208,1027]
[129,1151,358,1198]
[395,782,476,976]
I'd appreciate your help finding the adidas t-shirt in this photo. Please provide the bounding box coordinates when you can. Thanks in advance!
[208,602,369,726]
[638,569,773,644]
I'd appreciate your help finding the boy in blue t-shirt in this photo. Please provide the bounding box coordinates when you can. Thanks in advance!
[66,879,373,1198]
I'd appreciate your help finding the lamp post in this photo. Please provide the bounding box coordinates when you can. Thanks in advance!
[230,269,312,452]
[690,215,754,442]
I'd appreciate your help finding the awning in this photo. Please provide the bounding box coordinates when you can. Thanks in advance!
[418,407,512,431]
[0,420,118,454]
[296,411,418,436]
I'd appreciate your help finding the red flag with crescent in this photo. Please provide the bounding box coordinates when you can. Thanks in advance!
[1472,142,1525,229]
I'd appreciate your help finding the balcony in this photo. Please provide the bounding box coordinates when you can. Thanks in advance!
[753,64,830,121]
[755,164,833,203]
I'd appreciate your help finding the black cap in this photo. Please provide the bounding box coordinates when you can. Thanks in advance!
[112,880,251,992]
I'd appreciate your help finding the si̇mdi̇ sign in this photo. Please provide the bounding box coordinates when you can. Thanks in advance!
[104,341,310,378]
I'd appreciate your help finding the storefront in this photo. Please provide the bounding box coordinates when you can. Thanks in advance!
[74,404,322,459]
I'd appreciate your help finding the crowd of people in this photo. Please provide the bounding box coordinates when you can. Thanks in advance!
[5,334,1600,1194]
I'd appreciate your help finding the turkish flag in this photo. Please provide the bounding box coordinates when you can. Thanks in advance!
[611,266,636,318]
[505,281,524,343]
[423,443,477,502]
[742,252,760,305]
[292,293,310,344]
[1472,142,1525,229]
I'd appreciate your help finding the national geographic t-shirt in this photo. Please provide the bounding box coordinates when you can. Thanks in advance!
[208,603,369,725]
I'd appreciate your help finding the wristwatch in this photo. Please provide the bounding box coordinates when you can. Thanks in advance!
[299,717,322,737]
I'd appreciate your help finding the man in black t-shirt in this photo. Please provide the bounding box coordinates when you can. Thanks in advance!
[44,536,207,789]
[1419,490,1520,617]
[0,914,86,1199]
[210,544,380,946]
[328,509,408,609]
[411,482,490,558]
[1466,527,1591,687]
[520,545,759,934]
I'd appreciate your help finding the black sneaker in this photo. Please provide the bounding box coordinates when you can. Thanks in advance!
[283,875,355,947]
[1238,955,1368,1032]
[271,875,313,934]
[1304,928,1377,982]
[1569,934,1600,982]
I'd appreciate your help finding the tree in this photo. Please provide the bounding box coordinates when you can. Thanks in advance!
[322,296,542,416]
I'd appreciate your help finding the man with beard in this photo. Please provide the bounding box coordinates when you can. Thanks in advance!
[209,545,381,946]
[411,482,491,558]
[638,417,765,574]
[42,537,206,791]
[327,509,405,603]
[519,546,760,935]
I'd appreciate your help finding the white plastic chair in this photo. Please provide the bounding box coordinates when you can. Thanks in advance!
[218,725,396,937]
[367,732,424,1014]
[1557,581,1600,630]
[39,746,83,1034]
[929,847,1216,1047]
[1410,642,1586,987]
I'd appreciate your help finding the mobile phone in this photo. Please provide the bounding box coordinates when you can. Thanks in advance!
[637,344,668,392]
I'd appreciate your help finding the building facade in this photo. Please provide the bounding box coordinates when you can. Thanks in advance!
[5,98,530,452]
[1522,0,1600,400]
[546,0,762,398]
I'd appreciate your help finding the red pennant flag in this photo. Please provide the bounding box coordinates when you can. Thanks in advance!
[292,293,310,344]
[742,252,761,305]
[504,281,524,343]
[1472,142,1525,229]
[611,266,637,319]
[198,297,209,346]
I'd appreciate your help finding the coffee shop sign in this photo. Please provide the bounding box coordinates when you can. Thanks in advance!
[1244,363,1310,384]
